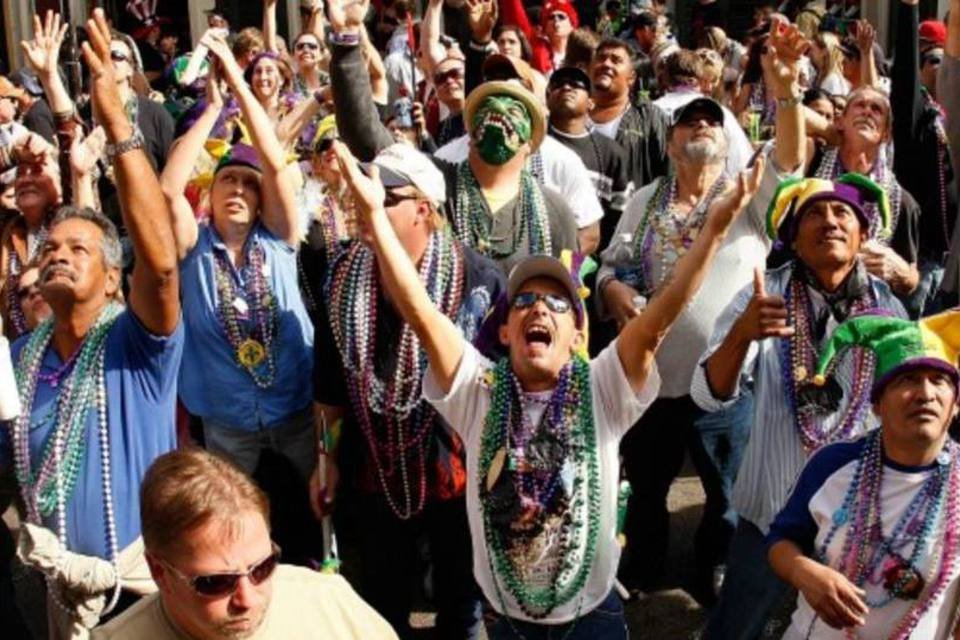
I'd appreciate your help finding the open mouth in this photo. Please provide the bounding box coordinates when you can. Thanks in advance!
[475,113,520,147]
[523,323,553,349]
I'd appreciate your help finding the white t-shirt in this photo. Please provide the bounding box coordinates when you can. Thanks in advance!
[423,339,660,623]
[434,135,604,228]
[588,111,626,140]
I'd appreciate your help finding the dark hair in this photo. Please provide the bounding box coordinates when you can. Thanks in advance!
[494,24,533,62]
[50,206,122,269]
[803,87,831,106]
[632,11,657,30]
[742,34,769,85]
[595,37,637,64]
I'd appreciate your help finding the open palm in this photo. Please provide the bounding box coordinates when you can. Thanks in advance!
[20,10,67,77]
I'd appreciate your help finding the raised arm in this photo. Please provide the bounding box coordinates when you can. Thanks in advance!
[263,0,279,53]
[334,141,464,394]
[328,0,395,160]
[765,16,809,173]
[159,71,225,259]
[891,0,923,168]
[854,20,879,90]
[82,8,179,335]
[421,0,448,75]
[276,94,324,149]
[617,159,765,393]
[69,126,105,209]
[204,33,299,246]
[360,26,389,105]
[303,0,327,42]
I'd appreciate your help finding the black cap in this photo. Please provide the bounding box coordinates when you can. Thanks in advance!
[671,97,725,128]
[547,66,591,92]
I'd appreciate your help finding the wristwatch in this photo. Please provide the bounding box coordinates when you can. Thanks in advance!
[776,94,803,109]
[104,128,145,163]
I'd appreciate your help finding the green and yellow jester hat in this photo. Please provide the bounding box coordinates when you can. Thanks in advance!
[765,173,891,243]
[812,309,960,402]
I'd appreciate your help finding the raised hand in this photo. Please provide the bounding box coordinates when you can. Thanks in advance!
[735,265,794,341]
[20,10,68,79]
[199,32,245,91]
[465,0,498,43]
[13,132,54,166]
[855,19,875,54]
[70,126,106,177]
[706,156,765,231]
[205,62,224,110]
[328,0,369,34]
[80,9,127,138]
[762,15,809,96]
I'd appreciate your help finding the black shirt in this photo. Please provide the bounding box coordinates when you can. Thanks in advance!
[22,98,55,145]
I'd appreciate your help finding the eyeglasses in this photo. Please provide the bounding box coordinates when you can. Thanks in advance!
[110,50,130,63]
[296,41,320,52]
[434,67,464,85]
[159,544,281,598]
[17,283,41,301]
[547,13,569,22]
[383,190,420,208]
[511,291,572,314]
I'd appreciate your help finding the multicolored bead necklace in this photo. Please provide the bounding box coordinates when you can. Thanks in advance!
[452,163,551,259]
[815,147,901,242]
[478,355,600,619]
[213,239,279,389]
[630,173,728,295]
[816,430,960,639]
[12,303,124,615]
[781,275,875,452]
[326,229,465,520]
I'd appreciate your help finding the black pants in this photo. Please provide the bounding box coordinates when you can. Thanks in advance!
[340,493,482,639]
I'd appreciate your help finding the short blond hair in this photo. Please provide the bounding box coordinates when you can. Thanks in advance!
[140,448,270,557]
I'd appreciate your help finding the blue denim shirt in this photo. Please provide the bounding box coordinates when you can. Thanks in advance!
[179,223,314,430]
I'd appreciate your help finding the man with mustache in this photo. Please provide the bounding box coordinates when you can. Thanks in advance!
[0,8,182,636]
[598,19,808,601]
[693,175,908,638]
[328,0,577,273]
[804,86,921,305]
[767,309,960,639]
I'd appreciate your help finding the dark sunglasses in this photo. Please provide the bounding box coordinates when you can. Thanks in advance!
[160,544,281,598]
[677,112,721,128]
[110,50,130,63]
[315,137,338,154]
[383,190,420,208]
[547,13,569,22]
[434,67,463,85]
[548,78,589,93]
[296,41,320,51]
[511,291,572,314]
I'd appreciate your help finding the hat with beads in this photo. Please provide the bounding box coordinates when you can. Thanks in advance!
[765,173,890,243]
[811,309,960,403]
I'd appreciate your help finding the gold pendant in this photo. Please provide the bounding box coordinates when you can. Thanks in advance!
[794,365,808,382]
[237,339,267,368]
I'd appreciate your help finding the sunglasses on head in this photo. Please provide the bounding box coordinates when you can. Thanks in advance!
[511,291,572,314]
[160,544,281,598]
[110,50,130,63]
[434,67,463,85]
[296,41,320,51]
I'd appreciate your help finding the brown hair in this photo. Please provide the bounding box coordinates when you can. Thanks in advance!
[140,448,270,557]
[233,27,265,60]
[663,49,705,88]
[563,28,600,69]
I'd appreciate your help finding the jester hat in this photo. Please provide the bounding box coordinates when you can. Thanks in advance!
[812,309,960,402]
[765,173,891,243]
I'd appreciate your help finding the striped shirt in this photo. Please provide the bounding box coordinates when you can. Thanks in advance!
[690,262,907,533]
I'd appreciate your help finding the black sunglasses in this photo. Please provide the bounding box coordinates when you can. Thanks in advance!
[160,544,281,598]
[434,67,463,85]
[511,291,572,314]
[110,50,130,63]
[383,190,420,208]
[548,77,589,93]
[296,41,320,51]
[923,54,943,66]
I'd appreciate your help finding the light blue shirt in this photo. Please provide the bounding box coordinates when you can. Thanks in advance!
[179,223,314,430]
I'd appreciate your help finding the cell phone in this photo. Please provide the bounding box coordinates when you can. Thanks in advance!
[393,96,414,129]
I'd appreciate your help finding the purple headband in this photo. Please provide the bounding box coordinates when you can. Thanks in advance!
[781,183,872,243]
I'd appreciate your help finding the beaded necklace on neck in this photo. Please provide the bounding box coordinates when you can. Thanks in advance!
[326,229,465,520]
[780,273,875,452]
[814,430,960,640]
[452,163,552,259]
[815,147,901,242]
[631,173,728,295]
[12,303,125,616]
[213,234,279,389]
[478,356,600,620]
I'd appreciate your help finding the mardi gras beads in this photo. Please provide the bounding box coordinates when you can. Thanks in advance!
[212,240,279,388]
[326,229,465,519]
[479,355,600,619]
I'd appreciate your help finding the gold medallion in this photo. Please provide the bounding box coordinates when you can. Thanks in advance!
[237,339,266,368]
[794,365,808,382]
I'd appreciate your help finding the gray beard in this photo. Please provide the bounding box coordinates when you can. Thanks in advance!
[682,138,727,165]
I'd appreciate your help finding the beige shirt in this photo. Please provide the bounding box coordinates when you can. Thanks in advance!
[92,565,398,640]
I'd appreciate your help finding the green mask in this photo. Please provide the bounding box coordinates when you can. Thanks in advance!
[471,95,533,165]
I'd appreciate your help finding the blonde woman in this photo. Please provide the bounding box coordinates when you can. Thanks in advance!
[810,31,850,97]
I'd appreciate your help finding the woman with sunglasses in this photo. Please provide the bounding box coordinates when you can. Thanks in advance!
[159,33,316,531]
[94,447,397,639]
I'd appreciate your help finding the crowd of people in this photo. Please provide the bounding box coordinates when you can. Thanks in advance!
[0,0,959,638]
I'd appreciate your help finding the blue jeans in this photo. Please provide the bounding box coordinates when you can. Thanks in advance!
[903,259,945,319]
[705,520,795,640]
[486,589,627,640]
[619,392,753,591]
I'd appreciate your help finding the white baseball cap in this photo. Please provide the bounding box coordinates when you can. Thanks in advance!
[364,144,446,206]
